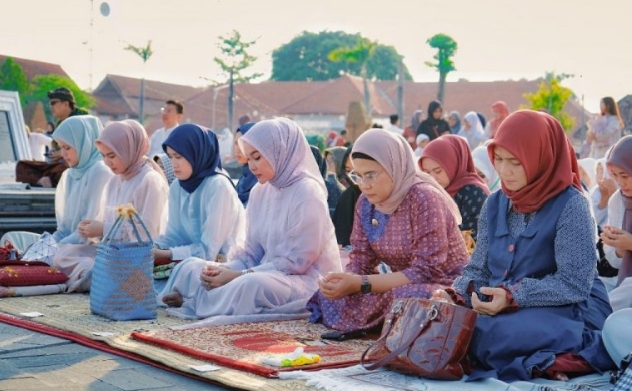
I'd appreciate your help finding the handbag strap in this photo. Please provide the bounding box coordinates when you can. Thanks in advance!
[360,302,438,371]
[102,205,154,245]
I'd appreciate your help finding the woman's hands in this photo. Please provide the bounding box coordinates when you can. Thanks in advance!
[78,219,103,238]
[153,248,172,259]
[472,287,509,316]
[597,178,618,209]
[432,287,509,316]
[319,272,361,300]
[199,264,240,290]
[601,225,632,256]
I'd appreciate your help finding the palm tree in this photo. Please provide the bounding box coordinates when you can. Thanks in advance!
[329,37,377,114]
[425,34,457,104]
[124,41,153,124]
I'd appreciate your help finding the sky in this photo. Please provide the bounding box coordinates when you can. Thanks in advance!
[2,0,631,113]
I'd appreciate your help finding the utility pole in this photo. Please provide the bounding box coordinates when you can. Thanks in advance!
[397,57,404,128]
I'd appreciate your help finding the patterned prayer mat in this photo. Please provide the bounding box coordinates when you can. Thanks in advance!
[132,320,377,377]
[0,293,311,391]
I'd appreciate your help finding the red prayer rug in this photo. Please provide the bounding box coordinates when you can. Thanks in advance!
[131,320,376,378]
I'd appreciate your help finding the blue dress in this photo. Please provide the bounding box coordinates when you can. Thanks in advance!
[453,186,615,381]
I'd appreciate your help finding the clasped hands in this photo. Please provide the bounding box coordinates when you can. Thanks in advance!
[600,225,632,256]
[199,264,240,290]
[432,287,509,316]
[319,272,361,300]
[77,219,103,239]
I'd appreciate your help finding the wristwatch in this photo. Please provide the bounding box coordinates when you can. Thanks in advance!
[360,275,371,294]
[241,269,254,276]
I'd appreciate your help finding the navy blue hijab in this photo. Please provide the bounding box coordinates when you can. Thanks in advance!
[235,122,258,205]
[162,123,222,193]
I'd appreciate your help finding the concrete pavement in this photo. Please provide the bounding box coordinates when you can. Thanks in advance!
[0,322,235,390]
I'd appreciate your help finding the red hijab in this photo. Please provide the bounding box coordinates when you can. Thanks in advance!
[488,110,582,214]
[488,101,510,138]
[419,134,490,197]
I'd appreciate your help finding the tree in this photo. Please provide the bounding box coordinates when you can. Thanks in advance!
[0,57,31,108]
[214,30,262,131]
[425,34,458,104]
[271,31,412,82]
[522,72,575,132]
[28,74,95,119]
[329,37,378,113]
[125,40,153,124]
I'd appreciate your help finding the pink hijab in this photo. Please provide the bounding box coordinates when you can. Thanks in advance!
[488,101,510,138]
[352,128,461,223]
[96,120,162,180]
[419,134,490,197]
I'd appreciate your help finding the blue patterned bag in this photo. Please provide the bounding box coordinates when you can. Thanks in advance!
[90,205,156,321]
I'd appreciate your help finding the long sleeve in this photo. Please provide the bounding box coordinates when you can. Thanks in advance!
[604,190,625,268]
[131,171,169,239]
[590,186,608,227]
[399,185,466,286]
[155,176,245,261]
[593,116,621,143]
[452,199,492,307]
[505,193,597,307]
[52,163,112,244]
[346,197,378,275]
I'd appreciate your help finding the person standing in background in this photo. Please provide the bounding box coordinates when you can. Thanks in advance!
[148,100,183,157]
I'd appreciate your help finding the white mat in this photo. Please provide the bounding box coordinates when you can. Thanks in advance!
[280,364,613,391]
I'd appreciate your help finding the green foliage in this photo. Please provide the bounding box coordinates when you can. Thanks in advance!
[0,57,31,107]
[214,30,262,83]
[270,31,412,81]
[522,72,576,132]
[124,40,154,63]
[425,34,458,75]
[425,33,458,103]
[28,74,95,118]
[328,37,377,73]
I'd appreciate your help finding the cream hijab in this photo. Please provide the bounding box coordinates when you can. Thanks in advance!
[352,128,461,223]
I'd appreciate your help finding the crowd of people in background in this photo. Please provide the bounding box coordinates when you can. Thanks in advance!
[7,86,632,386]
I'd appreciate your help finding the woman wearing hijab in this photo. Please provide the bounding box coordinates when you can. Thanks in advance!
[152,124,245,264]
[458,111,488,149]
[308,129,468,332]
[486,100,510,138]
[472,144,501,193]
[403,110,423,149]
[448,110,462,134]
[434,110,614,381]
[53,119,169,292]
[578,157,597,191]
[420,135,490,239]
[153,153,176,186]
[159,118,341,319]
[52,116,113,244]
[416,100,450,140]
[1,116,114,256]
[233,122,258,207]
[601,136,632,310]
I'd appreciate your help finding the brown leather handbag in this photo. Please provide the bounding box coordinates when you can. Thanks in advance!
[360,298,477,380]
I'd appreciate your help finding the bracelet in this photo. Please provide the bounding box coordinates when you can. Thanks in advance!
[241,269,254,276]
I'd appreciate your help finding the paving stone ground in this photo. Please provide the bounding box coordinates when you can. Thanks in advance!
[0,322,235,390]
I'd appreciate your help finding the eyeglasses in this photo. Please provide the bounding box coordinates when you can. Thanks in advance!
[49,100,61,107]
[350,170,383,186]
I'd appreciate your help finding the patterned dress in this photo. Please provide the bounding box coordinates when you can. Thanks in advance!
[454,184,488,240]
[308,182,469,331]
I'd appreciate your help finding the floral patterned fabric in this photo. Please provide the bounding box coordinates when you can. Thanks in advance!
[308,182,469,332]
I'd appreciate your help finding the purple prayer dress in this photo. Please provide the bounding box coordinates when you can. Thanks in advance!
[308,181,469,331]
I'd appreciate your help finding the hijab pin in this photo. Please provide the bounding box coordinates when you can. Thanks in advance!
[372,218,378,227]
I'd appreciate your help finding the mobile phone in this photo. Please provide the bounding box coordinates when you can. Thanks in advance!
[320,329,367,341]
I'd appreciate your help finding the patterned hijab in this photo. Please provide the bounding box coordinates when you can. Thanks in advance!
[352,128,461,222]
[240,118,325,192]
[488,110,582,214]
[420,134,490,197]
[52,115,103,179]
[96,120,159,181]
[606,135,632,286]
[162,123,222,194]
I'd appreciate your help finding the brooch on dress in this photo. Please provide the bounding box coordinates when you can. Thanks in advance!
[371,218,378,227]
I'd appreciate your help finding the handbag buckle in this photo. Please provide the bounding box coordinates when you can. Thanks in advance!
[429,305,439,321]
[391,300,404,315]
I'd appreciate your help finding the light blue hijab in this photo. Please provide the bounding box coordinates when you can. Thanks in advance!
[53,115,103,179]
